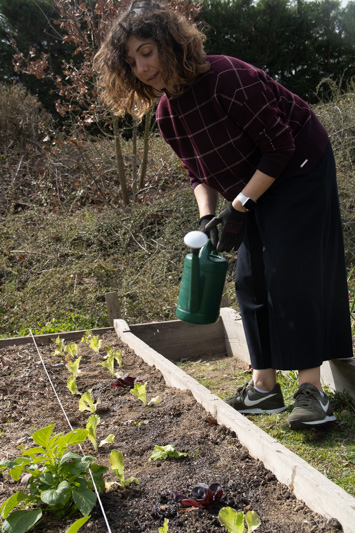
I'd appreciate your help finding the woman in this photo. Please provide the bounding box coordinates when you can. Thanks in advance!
[94,0,353,429]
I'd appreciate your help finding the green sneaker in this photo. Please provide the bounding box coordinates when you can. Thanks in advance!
[225,380,287,414]
[288,383,337,429]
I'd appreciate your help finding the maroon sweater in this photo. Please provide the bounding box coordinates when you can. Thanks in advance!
[156,55,329,201]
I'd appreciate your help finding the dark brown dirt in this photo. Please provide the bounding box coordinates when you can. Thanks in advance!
[0,331,343,532]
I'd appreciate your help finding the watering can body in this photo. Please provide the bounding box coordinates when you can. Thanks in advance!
[176,239,228,324]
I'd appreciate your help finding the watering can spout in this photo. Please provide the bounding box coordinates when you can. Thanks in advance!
[176,231,228,324]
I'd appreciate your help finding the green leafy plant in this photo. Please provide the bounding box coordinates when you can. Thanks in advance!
[218,507,261,533]
[89,335,102,354]
[97,347,122,377]
[0,425,107,532]
[130,381,148,406]
[158,518,169,532]
[78,391,100,413]
[86,415,100,451]
[51,336,66,357]
[149,445,188,462]
[99,434,115,447]
[67,375,80,396]
[65,342,80,362]
[65,516,90,533]
[67,357,82,378]
[108,450,139,489]
[130,382,162,407]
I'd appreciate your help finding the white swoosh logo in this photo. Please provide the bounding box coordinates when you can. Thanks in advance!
[320,400,329,412]
[244,393,277,406]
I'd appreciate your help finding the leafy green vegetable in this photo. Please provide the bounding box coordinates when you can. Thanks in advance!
[158,518,169,532]
[51,336,66,357]
[0,424,107,532]
[67,357,82,378]
[86,415,100,451]
[99,434,115,447]
[67,375,80,396]
[108,450,139,488]
[218,507,261,533]
[89,336,102,353]
[149,445,188,462]
[78,391,100,413]
[130,382,147,406]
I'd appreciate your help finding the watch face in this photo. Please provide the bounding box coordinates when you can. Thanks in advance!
[244,198,256,210]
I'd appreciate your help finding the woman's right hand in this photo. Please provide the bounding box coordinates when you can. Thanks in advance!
[199,214,218,249]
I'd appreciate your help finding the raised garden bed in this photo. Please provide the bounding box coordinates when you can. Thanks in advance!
[0,314,354,532]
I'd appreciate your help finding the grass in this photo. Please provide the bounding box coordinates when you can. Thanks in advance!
[178,358,355,497]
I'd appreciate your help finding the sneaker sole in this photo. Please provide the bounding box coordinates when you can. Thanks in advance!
[289,414,337,429]
[230,406,288,415]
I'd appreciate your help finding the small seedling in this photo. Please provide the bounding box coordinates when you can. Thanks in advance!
[65,342,80,362]
[67,356,81,378]
[78,391,100,413]
[89,335,102,354]
[107,450,139,489]
[67,375,80,396]
[130,382,148,406]
[130,382,162,407]
[99,434,115,447]
[158,518,169,532]
[86,414,100,451]
[149,445,188,462]
[97,348,122,377]
[51,336,66,357]
[218,507,261,533]
[105,345,122,368]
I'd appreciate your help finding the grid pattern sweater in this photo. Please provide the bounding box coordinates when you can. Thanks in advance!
[156,55,329,201]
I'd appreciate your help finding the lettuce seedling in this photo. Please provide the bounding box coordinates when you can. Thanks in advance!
[86,414,100,451]
[108,450,139,488]
[97,349,120,377]
[99,434,115,447]
[65,342,79,362]
[130,382,148,406]
[67,375,79,396]
[149,445,188,462]
[158,518,169,532]
[89,335,102,353]
[0,424,107,532]
[67,356,82,378]
[52,336,66,357]
[172,483,223,508]
[218,507,261,533]
[105,345,122,368]
[78,391,100,413]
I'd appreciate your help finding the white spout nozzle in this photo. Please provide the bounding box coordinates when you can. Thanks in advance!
[184,231,208,250]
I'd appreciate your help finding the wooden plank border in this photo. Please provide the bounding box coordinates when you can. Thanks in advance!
[0,327,114,348]
[114,317,355,533]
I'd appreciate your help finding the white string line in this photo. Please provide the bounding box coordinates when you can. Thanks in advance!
[29,329,112,533]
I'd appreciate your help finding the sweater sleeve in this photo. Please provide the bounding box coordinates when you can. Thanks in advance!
[216,64,296,178]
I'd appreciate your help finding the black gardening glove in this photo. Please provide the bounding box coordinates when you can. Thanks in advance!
[204,203,247,253]
[199,214,218,249]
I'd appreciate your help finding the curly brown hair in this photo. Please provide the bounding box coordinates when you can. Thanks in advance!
[93,0,209,118]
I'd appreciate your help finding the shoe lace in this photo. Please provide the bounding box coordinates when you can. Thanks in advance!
[235,381,250,398]
[294,388,319,407]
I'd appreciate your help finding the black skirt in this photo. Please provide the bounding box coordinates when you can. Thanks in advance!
[235,142,353,370]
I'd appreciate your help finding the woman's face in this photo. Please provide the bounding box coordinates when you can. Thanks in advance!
[126,36,165,90]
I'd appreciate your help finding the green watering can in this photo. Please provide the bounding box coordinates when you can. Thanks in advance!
[176,231,228,324]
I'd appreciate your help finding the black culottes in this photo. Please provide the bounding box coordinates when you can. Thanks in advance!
[235,142,353,370]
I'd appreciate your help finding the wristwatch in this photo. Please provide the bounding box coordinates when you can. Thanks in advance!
[236,192,257,211]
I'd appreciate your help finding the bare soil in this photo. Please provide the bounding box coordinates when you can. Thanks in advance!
[0,331,343,533]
